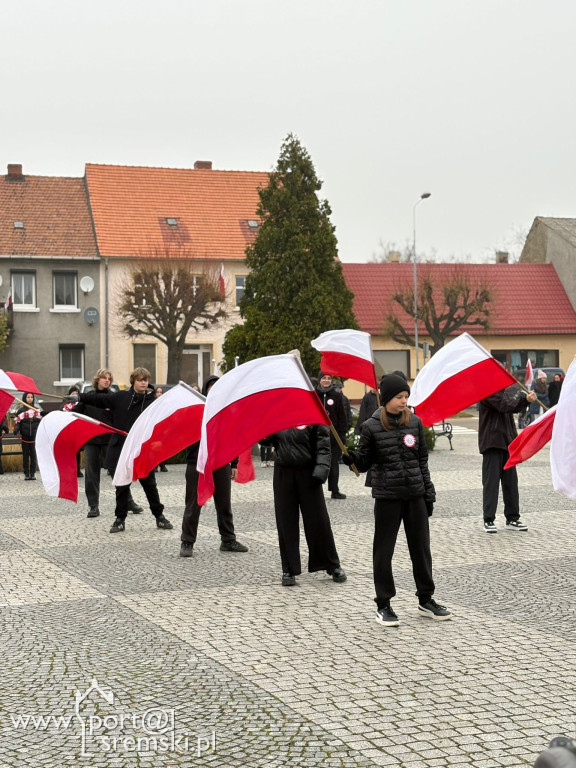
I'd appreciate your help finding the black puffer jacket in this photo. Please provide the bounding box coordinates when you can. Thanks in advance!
[355,390,378,434]
[478,385,528,454]
[14,394,42,441]
[354,408,435,502]
[264,424,331,482]
[316,384,348,437]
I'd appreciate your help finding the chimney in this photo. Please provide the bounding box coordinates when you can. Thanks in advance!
[194,160,212,170]
[7,164,24,181]
[496,251,509,264]
[387,250,401,263]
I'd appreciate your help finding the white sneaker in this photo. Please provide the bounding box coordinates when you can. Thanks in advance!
[506,519,528,532]
[260,462,266,468]
[484,520,497,534]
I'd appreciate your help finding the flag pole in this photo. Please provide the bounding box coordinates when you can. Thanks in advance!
[37,391,68,401]
[514,378,549,412]
[10,394,41,412]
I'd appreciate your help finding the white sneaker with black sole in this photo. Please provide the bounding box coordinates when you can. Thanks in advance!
[506,519,528,531]
[484,520,497,534]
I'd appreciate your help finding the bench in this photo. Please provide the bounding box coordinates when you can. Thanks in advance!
[432,420,454,450]
[1,435,24,456]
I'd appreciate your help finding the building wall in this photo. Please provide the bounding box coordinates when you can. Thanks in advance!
[0,258,101,394]
[545,231,576,312]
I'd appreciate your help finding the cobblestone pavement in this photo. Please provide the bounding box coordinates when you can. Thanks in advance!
[1,433,576,767]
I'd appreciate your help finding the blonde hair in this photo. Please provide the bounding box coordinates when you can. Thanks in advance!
[380,407,411,431]
[92,368,113,389]
[130,367,151,385]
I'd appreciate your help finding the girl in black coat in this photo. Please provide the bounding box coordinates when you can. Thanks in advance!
[14,392,42,480]
[344,374,450,626]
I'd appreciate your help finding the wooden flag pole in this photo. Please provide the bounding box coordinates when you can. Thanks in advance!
[514,379,549,412]
[37,391,68,401]
[329,423,360,477]
[10,395,41,413]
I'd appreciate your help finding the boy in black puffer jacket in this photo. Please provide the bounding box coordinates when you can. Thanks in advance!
[344,374,450,626]
[263,424,346,587]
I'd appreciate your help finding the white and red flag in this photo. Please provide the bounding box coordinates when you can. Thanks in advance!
[219,263,226,297]
[197,354,330,504]
[235,447,256,485]
[311,329,378,389]
[0,369,42,395]
[0,390,14,424]
[525,359,534,389]
[408,332,517,426]
[36,411,126,502]
[113,382,206,486]
[504,406,557,469]
[550,356,576,500]
[5,287,12,311]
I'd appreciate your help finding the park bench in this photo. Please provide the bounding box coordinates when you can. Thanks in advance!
[432,420,453,450]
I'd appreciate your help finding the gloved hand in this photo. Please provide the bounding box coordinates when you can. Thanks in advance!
[342,450,357,467]
[425,500,434,517]
[65,393,79,403]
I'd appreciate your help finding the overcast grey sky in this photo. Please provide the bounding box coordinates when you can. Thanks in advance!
[2,1,575,263]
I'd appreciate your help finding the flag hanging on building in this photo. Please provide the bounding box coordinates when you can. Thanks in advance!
[311,329,378,389]
[197,354,330,504]
[219,263,226,297]
[36,411,125,502]
[504,406,557,469]
[113,383,205,486]
[550,356,576,500]
[408,332,517,426]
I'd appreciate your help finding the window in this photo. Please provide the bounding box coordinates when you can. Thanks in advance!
[235,275,246,308]
[60,345,84,381]
[53,272,78,309]
[492,349,559,377]
[11,272,36,309]
[373,350,410,380]
[133,344,157,382]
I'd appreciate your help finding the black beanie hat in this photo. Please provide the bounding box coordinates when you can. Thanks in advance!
[379,374,410,406]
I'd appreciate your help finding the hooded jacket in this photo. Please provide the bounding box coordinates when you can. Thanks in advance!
[315,383,348,437]
[14,393,42,441]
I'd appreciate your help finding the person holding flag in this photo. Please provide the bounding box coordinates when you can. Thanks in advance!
[14,392,42,480]
[316,371,348,499]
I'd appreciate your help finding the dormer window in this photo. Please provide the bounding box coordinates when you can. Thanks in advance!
[165,218,178,227]
[247,220,259,229]
[13,221,24,229]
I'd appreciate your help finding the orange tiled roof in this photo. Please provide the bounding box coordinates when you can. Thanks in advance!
[85,163,270,260]
[0,170,97,257]
[341,262,576,336]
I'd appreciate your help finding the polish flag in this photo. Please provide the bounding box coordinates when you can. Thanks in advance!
[5,287,12,310]
[219,263,226,298]
[311,329,377,389]
[408,333,517,426]
[0,390,14,425]
[113,382,205,486]
[550,356,576,500]
[197,354,330,504]
[36,411,126,502]
[525,359,534,389]
[504,406,557,469]
[0,369,42,395]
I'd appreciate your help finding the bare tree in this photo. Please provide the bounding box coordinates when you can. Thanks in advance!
[385,266,492,356]
[116,248,226,383]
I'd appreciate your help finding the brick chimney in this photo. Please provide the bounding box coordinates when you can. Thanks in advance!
[194,160,212,170]
[496,251,509,263]
[387,251,401,262]
[7,164,24,181]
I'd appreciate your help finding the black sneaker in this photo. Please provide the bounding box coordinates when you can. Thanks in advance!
[331,492,346,500]
[77,471,84,478]
[506,519,528,532]
[376,605,400,627]
[156,515,173,530]
[127,499,143,514]
[327,567,347,583]
[418,599,452,621]
[110,517,126,533]
[282,572,296,586]
[220,540,248,552]
[160,465,168,472]
[87,506,100,518]
[484,520,497,534]
[180,542,194,557]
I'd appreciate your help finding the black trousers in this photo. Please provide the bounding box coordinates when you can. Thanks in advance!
[84,443,135,509]
[181,464,236,544]
[327,434,340,494]
[22,442,37,477]
[373,497,435,608]
[114,473,163,520]
[482,448,519,522]
[273,465,341,576]
[260,445,272,462]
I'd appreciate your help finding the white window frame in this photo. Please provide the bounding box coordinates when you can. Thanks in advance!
[59,345,84,383]
[51,272,80,313]
[11,272,38,312]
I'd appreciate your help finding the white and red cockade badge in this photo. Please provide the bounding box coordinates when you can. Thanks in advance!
[403,434,416,448]
[296,425,308,430]
[327,399,334,406]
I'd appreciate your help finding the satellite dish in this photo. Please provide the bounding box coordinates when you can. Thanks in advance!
[80,276,94,294]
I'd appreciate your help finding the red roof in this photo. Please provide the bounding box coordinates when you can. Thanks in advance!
[341,262,576,336]
[85,163,270,260]
[0,171,97,257]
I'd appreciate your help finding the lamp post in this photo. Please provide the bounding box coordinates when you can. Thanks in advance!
[412,192,431,375]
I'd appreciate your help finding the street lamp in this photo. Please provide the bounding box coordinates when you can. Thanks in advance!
[413,192,431,375]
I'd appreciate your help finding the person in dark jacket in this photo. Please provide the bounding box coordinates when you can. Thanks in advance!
[14,392,42,480]
[77,367,172,533]
[65,386,84,479]
[316,371,348,499]
[355,388,379,435]
[527,370,549,424]
[180,375,248,557]
[262,424,346,586]
[343,374,450,626]
[69,369,142,518]
[0,416,9,474]
[548,373,564,407]
[333,380,353,431]
[479,385,537,533]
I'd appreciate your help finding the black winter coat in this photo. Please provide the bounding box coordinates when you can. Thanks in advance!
[264,424,331,483]
[354,408,435,502]
[355,390,378,434]
[478,386,528,454]
[14,403,42,441]
[68,387,114,446]
[316,385,348,437]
